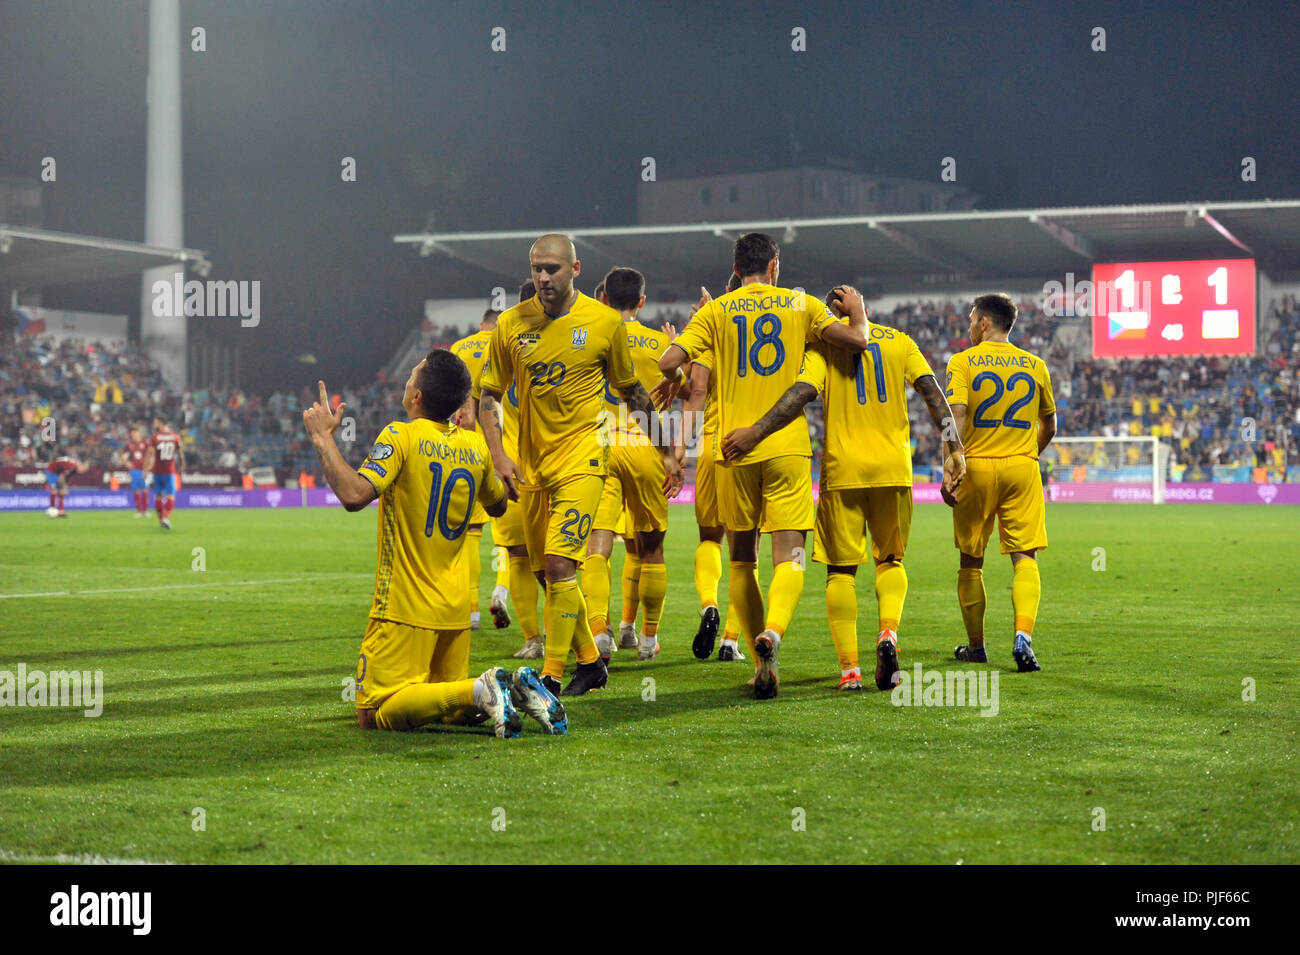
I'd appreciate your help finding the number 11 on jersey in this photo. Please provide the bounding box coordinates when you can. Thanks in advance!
[854,342,886,404]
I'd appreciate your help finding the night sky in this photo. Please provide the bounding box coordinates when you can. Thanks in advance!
[2,0,1297,393]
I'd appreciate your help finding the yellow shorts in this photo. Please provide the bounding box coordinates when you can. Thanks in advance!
[694,433,721,527]
[491,497,526,549]
[813,486,912,566]
[952,456,1048,558]
[595,441,668,535]
[718,454,813,532]
[520,473,606,573]
[354,617,471,711]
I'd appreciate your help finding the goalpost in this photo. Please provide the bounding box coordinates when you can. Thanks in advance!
[1043,435,1171,503]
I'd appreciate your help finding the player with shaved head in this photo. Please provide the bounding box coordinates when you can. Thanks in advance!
[479,235,684,698]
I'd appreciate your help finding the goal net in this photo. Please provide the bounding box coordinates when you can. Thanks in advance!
[1040,435,1170,503]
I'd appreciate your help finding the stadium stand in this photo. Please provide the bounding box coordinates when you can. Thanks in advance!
[3,299,1297,486]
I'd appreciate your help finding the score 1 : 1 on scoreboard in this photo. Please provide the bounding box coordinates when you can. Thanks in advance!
[1091,258,1256,358]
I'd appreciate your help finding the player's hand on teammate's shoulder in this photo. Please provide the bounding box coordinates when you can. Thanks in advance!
[302,380,346,440]
[721,425,759,461]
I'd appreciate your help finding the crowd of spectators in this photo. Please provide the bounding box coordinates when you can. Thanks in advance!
[3,293,1297,486]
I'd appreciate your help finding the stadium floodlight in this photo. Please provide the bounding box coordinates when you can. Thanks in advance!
[783,224,798,244]
[419,238,437,257]
[0,235,12,255]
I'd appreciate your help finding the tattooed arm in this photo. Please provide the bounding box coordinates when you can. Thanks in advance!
[914,372,966,494]
[478,387,522,501]
[720,382,819,461]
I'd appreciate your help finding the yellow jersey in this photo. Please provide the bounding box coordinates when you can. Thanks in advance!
[357,418,505,629]
[672,282,838,463]
[798,323,934,489]
[450,331,492,392]
[480,292,637,487]
[945,340,1056,459]
[600,318,668,444]
[451,331,492,435]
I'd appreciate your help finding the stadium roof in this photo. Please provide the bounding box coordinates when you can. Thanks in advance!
[0,224,210,291]
[394,199,1300,297]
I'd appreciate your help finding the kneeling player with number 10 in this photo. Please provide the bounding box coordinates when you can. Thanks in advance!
[302,350,568,738]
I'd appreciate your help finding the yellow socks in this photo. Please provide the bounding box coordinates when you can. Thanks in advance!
[621,553,642,626]
[825,572,858,671]
[639,562,668,638]
[543,579,581,679]
[509,555,540,641]
[694,540,722,608]
[729,561,764,658]
[581,552,612,636]
[1012,559,1041,635]
[571,585,599,664]
[765,560,804,636]
[375,679,476,731]
[466,529,482,612]
[957,567,986,644]
[874,560,907,637]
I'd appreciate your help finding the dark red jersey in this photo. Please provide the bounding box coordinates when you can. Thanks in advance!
[150,430,182,475]
[125,440,149,469]
[47,456,79,475]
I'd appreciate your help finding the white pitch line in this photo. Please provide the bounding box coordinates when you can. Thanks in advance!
[0,573,372,600]
[0,848,179,865]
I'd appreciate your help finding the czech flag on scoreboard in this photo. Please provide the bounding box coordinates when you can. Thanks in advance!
[1107,311,1149,340]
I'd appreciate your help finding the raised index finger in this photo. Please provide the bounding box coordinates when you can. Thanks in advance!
[317,380,329,408]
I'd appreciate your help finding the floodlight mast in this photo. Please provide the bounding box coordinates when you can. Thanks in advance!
[140,0,187,388]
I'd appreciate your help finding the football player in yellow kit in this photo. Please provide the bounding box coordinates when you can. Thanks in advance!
[944,294,1057,672]
[723,289,967,691]
[583,267,677,663]
[479,235,683,698]
[304,351,567,737]
[655,232,868,700]
[680,272,745,662]
[450,309,512,633]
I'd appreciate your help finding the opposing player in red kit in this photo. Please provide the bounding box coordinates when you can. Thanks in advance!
[43,450,83,517]
[122,426,151,517]
[144,417,185,530]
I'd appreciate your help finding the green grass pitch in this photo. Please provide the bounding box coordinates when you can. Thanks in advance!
[1,502,1296,864]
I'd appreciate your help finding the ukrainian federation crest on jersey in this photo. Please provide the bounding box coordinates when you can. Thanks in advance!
[571,328,589,349]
